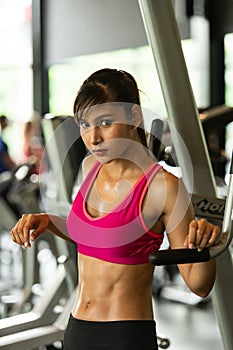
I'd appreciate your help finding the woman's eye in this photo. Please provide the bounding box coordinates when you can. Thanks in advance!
[79,121,90,129]
[100,119,112,127]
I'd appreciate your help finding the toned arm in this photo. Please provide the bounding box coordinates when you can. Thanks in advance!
[10,213,75,248]
[161,171,219,297]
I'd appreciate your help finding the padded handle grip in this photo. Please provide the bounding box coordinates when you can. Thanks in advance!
[149,248,210,266]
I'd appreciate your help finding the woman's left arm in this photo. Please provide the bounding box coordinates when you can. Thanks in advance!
[161,171,220,298]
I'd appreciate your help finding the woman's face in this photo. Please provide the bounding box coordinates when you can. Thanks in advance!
[78,103,137,163]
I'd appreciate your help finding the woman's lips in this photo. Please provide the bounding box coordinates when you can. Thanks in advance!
[92,149,108,156]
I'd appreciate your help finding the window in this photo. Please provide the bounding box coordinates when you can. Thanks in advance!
[224,33,233,107]
[0,0,32,159]
[49,37,208,133]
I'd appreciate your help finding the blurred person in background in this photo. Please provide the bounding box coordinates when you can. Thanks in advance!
[23,112,45,175]
[0,115,16,174]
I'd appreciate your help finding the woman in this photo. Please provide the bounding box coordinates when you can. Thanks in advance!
[10,69,219,350]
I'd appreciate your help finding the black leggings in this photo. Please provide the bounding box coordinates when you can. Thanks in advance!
[63,315,158,350]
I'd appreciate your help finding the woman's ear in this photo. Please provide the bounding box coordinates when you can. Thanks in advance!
[131,104,142,128]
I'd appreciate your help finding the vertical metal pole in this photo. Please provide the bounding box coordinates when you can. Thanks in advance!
[32,0,49,116]
[138,1,233,349]
[138,0,215,194]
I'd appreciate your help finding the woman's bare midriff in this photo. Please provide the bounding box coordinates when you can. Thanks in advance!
[71,253,155,321]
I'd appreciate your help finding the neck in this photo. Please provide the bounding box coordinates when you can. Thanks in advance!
[102,142,152,180]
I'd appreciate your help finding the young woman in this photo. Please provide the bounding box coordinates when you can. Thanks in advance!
[10,69,220,350]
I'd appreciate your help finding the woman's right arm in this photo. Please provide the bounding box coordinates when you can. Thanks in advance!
[10,213,75,248]
[10,155,95,249]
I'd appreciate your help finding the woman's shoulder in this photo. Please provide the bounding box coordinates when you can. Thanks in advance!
[148,166,185,202]
[152,165,180,186]
[145,166,190,224]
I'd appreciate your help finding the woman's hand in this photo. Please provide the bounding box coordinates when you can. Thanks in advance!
[10,213,50,249]
[184,218,220,252]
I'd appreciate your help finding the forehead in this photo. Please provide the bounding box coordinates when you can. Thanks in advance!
[80,103,128,121]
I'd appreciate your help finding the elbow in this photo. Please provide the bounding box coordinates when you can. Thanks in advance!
[193,287,213,299]
[190,275,216,298]
[190,260,217,298]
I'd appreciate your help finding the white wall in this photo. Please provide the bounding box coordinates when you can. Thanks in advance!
[43,0,148,65]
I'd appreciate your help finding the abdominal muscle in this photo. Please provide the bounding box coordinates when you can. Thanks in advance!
[71,253,155,321]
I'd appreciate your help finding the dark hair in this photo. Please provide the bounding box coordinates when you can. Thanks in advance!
[0,115,8,128]
[73,68,147,147]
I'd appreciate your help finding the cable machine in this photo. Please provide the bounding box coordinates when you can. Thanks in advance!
[138,1,233,349]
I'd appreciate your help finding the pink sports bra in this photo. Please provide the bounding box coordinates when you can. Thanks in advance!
[66,161,164,264]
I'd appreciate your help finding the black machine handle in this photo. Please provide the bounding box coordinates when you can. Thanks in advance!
[150,150,233,266]
[149,248,210,266]
[149,118,164,161]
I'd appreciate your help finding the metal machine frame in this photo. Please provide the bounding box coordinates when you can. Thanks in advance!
[138,1,233,349]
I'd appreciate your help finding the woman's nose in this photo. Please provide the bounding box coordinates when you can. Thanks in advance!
[89,126,103,145]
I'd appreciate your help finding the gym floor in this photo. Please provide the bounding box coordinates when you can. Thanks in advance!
[153,296,224,350]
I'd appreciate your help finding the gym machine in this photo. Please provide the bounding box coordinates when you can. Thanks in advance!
[0,288,77,350]
[150,151,233,265]
[138,1,233,349]
[0,116,83,349]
